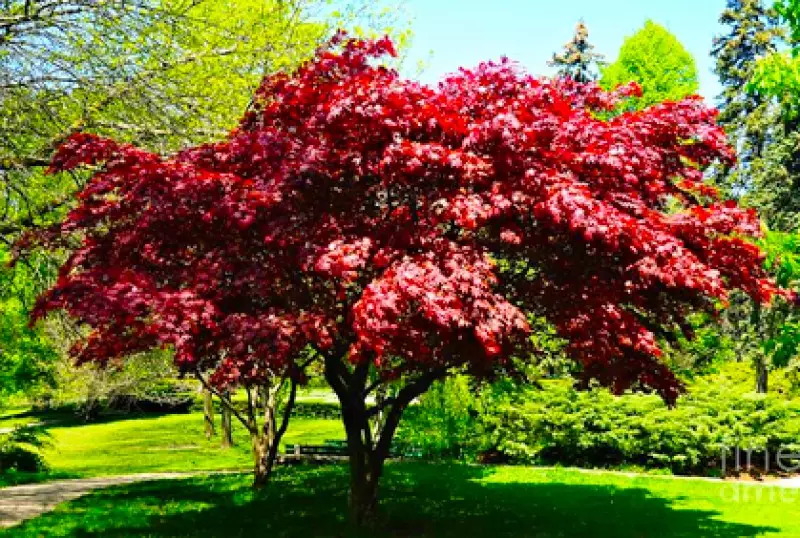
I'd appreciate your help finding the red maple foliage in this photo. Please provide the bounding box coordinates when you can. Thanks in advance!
[28,33,787,519]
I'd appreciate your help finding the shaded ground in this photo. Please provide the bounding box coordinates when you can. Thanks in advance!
[0,473,202,529]
[3,464,797,537]
[4,465,800,533]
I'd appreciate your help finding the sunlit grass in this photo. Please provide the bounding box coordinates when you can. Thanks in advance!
[42,413,343,477]
[6,464,799,537]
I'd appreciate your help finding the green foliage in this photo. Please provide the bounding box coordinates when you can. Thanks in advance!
[750,0,800,117]
[760,231,800,368]
[601,20,698,110]
[484,364,800,475]
[0,425,51,473]
[37,348,185,420]
[0,248,57,400]
[397,376,480,459]
[660,312,738,377]
[707,231,800,394]
[777,0,800,38]
[713,0,795,225]
[292,400,342,420]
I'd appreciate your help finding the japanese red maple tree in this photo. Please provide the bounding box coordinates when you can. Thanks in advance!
[30,33,785,522]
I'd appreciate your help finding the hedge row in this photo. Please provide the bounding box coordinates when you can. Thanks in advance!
[398,365,800,475]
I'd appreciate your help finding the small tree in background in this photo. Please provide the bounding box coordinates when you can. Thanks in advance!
[28,34,790,524]
[549,20,605,83]
[602,20,699,110]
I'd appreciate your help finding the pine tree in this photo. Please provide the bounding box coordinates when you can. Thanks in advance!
[549,20,605,83]
[712,0,792,394]
[711,0,786,198]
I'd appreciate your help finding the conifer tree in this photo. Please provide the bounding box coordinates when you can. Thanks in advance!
[549,20,605,83]
[711,0,786,200]
[712,0,791,393]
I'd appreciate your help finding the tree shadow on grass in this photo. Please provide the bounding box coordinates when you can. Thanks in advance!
[1,407,183,431]
[4,464,780,538]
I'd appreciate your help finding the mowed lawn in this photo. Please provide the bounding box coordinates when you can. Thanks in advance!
[0,406,343,480]
[3,407,800,537]
[44,413,343,477]
[5,464,800,537]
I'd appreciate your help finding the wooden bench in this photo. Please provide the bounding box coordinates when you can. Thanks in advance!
[283,440,424,460]
[284,440,349,461]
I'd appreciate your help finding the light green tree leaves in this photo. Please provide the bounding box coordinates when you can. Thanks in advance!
[601,20,699,110]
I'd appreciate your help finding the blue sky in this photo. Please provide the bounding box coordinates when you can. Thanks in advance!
[400,0,728,103]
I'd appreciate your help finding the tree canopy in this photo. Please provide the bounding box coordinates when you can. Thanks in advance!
[751,0,800,116]
[601,20,699,110]
[0,0,404,248]
[712,0,786,205]
[27,33,790,521]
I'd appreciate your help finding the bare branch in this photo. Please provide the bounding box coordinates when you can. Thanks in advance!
[194,369,252,433]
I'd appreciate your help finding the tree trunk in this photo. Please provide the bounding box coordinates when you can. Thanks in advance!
[195,371,298,489]
[323,351,444,526]
[250,378,297,488]
[252,432,274,488]
[343,407,385,526]
[220,392,234,448]
[203,387,216,439]
[752,304,769,394]
[756,356,769,394]
[349,453,382,526]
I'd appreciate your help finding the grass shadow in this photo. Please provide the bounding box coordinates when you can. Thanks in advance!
[3,464,781,538]
[1,407,185,431]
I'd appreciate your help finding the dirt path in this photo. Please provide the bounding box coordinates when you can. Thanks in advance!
[0,472,202,530]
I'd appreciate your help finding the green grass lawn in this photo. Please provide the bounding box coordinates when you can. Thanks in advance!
[4,400,800,536]
[42,413,343,477]
[5,464,800,537]
[1,404,343,484]
[0,407,46,430]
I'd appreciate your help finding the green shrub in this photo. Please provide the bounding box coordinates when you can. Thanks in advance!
[0,426,51,474]
[396,376,483,460]
[292,401,341,420]
[485,364,800,475]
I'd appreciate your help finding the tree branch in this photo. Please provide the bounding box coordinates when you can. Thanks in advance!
[194,369,252,433]
[275,376,297,441]
[373,368,447,460]
[0,195,72,236]
[366,367,449,418]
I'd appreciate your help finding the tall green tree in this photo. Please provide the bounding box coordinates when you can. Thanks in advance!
[548,20,605,83]
[601,20,699,110]
[740,0,800,229]
[712,0,787,206]
[711,0,796,394]
[0,1,405,248]
[712,0,800,392]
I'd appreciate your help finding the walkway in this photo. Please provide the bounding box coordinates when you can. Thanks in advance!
[0,472,201,529]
